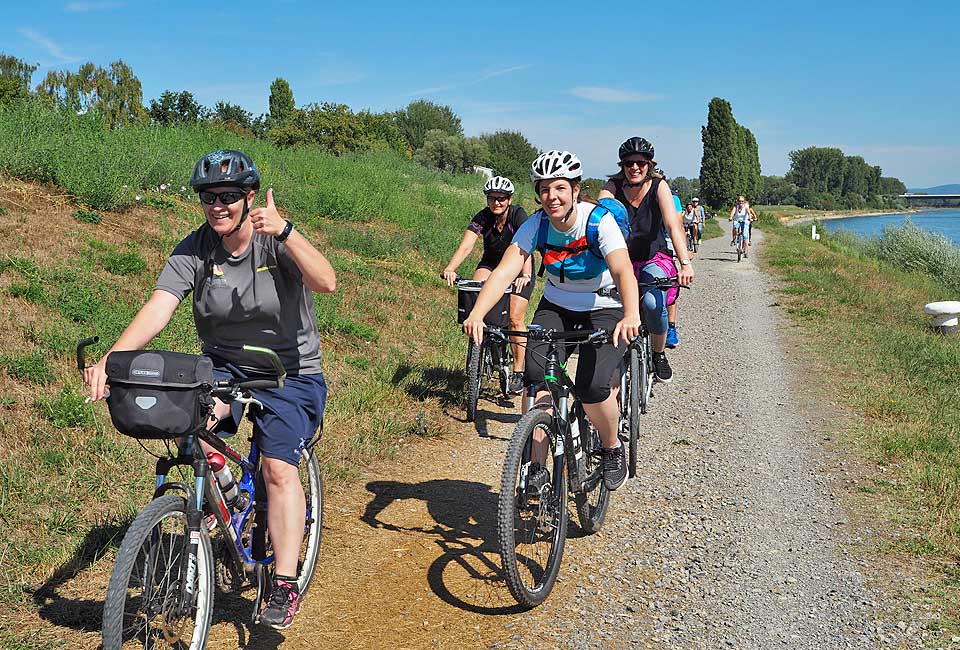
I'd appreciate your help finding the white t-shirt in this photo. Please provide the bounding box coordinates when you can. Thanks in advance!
[512,201,627,311]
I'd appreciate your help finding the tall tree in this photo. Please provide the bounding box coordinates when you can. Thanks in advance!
[209,101,253,131]
[0,53,37,91]
[34,59,146,128]
[393,100,462,151]
[268,77,295,125]
[699,98,739,208]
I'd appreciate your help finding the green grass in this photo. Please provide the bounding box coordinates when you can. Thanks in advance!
[760,211,960,631]
[0,351,53,384]
[72,208,101,224]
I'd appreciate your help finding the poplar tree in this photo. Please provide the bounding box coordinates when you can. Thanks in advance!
[268,77,295,125]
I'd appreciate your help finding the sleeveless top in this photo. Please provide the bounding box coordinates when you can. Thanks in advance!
[733,204,750,221]
[613,177,668,262]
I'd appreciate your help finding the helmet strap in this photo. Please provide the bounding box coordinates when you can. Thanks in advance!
[229,195,250,236]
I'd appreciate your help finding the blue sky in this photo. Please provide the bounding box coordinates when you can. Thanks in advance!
[6,1,959,187]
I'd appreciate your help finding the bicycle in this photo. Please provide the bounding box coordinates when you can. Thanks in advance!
[685,223,698,253]
[449,276,514,422]
[621,277,686,478]
[734,221,747,262]
[488,326,615,608]
[78,338,323,649]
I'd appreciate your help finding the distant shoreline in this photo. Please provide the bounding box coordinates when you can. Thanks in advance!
[785,208,925,226]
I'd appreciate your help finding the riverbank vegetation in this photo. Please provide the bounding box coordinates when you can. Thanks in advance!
[760,214,960,630]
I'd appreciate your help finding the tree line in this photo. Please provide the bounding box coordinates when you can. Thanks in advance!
[0,53,539,182]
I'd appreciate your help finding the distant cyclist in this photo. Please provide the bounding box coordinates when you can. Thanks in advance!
[463,150,641,491]
[683,202,699,247]
[729,195,756,257]
[443,176,533,394]
[691,197,706,244]
[599,138,694,375]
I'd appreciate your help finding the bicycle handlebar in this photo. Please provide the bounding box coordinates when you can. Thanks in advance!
[486,326,611,345]
[76,336,100,370]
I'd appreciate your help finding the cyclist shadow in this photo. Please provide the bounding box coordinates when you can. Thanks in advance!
[473,408,520,440]
[212,596,285,649]
[361,479,526,616]
[397,364,464,408]
[31,521,127,633]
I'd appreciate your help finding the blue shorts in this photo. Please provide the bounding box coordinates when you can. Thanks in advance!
[212,364,327,467]
[735,220,751,242]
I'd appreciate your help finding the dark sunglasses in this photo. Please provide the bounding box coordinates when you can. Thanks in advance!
[486,194,511,203]
[199,190,246,206]
[620,158,650,169]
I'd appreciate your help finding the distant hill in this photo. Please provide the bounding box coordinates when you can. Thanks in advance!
[907,184,960,194]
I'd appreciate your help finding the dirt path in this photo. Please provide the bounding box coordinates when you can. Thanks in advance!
[28,231,937,649]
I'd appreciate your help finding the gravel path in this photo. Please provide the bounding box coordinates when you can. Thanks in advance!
[513,232,929,650]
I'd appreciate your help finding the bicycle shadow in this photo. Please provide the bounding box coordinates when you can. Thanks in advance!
[31,520,127,633]
[473,408,520,440]
[361,479,526,616]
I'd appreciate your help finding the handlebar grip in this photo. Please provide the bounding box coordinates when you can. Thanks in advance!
[237,379,280,390]
[76,336,100,370]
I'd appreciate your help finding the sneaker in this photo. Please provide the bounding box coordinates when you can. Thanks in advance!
[526,462,550,494]
[653,352,673,383]
[665,326,679,349]
[600,445,627,491]
[260,578,301,630]
[744,250,748,258]
[508,373,525,395]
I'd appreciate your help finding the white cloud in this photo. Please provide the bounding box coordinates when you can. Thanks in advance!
[568,87,664,104]
[409,64,532,97]
[18,28,81,64]
[65,1,124,11]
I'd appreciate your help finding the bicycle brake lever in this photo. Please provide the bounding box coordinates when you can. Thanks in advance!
[234,395,264,410]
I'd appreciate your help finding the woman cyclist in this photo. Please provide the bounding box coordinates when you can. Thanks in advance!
[463,150,641,491]
[84,150,336,630]
[683,201,700,247]
[443,176,533,394]
[729,194,756,257]
[598,137,695,379]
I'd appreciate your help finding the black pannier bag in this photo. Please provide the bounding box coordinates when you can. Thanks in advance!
[105,350,215,439]
[456,285,510,327]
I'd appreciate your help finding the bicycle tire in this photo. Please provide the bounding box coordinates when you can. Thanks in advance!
[294,444,324,596]
[465,339,482,422]
[628,345,640,478]
[498,409,568,608]
[737,236,743,263]
[639,337,650,415]
[102,494,213,650]
[573,406,610,533]
[498,340,513,398]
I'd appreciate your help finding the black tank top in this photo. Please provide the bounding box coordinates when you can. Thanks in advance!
[614,177,668,262]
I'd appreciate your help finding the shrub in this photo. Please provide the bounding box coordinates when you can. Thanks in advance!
[73,207,102,224]
[37,388,95,428]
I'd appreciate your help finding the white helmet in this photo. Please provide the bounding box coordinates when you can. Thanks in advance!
[483,176,515,195]
[530,150,582,183]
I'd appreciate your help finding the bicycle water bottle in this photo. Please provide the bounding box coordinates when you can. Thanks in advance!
[206,451,240,508]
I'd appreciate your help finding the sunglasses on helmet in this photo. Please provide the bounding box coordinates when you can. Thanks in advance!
[199,190,246,206]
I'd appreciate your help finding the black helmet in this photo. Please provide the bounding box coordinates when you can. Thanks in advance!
[190,150,260,192]
[618,137,655,162]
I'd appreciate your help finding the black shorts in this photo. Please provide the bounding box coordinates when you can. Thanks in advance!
[523,299,624,404]
[477,261,536,301]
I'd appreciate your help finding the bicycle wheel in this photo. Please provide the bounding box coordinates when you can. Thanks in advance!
[498,340,514,397]
[102,494,213,650]
[294,443,324,596]
[573,404,610,533]
[737,236,743,262]
[639,337,650,415]
[627,345,640,478]
[498,409,568,608]
[465,339,482,422]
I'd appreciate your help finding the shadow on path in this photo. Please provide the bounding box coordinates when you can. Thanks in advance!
[361,479,526,616]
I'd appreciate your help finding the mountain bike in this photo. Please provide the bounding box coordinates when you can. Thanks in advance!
[450,276,514,422]
[489,326,614,608]
[685,223,698,253]
[622,277,686,477]
[734,221,746,262]
[78,338,323,649]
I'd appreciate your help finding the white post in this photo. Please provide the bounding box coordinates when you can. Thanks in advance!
[811,224,820,240]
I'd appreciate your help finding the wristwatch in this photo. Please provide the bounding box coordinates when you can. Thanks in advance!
[275,220,294,242]
[680,259,692,266]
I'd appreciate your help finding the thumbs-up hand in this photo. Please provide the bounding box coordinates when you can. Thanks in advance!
[249,187,285,237]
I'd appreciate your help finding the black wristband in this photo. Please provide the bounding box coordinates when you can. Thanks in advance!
[275,220,294,242]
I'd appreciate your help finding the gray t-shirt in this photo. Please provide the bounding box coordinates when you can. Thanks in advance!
[156,225,323,374]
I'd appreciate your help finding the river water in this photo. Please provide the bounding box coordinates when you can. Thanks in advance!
[821,209,960,245]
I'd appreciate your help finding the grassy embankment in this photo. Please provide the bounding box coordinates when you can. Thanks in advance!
[0,100,539,645]
[756,210,960,631]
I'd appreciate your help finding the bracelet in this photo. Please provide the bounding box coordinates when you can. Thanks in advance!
[519,274,531,279]
[275,220,294,242]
